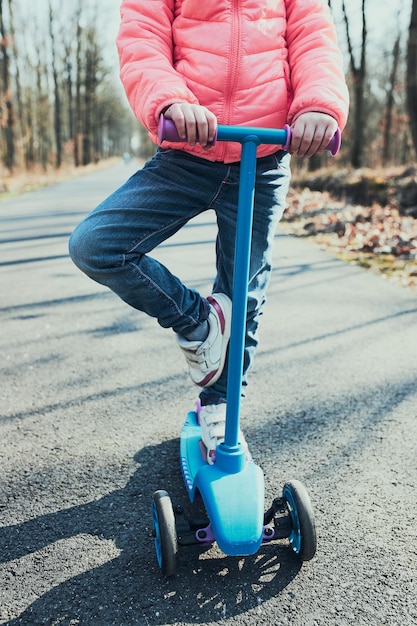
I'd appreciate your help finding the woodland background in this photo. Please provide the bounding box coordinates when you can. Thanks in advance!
[0,0,417,287]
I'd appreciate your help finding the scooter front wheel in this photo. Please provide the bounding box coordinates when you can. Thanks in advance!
[282,480,317,561]
[152,490,178,576]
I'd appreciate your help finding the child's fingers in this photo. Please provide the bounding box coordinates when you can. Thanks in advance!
[289,113,338,157]
[164,103,217,147]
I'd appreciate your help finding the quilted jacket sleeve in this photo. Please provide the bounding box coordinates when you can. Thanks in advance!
[285,0,349,130]
[117,0,199,135]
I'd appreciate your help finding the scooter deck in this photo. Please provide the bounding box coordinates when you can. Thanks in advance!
[180,409,265,556]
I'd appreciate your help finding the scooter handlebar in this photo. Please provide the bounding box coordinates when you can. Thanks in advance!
[158,116,341,156]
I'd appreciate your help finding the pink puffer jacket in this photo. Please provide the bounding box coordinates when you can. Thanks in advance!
[117,0,349,163]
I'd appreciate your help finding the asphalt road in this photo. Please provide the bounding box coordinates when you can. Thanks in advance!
[1,160,416,626]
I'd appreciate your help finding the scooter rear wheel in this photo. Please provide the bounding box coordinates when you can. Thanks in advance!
[152,490,178,576]
[282,480,317,561]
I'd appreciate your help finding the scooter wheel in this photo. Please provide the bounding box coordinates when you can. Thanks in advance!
[152,490,178,576]
[282,480,317,561]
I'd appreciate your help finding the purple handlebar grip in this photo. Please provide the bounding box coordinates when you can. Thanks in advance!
[283,124,341,156]
[158,116,218,145]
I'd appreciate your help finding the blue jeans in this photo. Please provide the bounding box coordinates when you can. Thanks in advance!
[69,147,291,403]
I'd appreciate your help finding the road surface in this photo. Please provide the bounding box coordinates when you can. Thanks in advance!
[1,160,416,625]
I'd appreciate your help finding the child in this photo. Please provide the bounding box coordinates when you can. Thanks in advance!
[69,0,349,463]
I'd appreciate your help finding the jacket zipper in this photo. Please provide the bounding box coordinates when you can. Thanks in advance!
[219,0,241,161]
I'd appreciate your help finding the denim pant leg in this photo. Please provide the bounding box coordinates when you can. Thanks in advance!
[199,150,291,404]
[69,148,229,335]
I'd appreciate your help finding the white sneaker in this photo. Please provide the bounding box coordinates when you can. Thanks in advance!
[177,293,231,387]
[198,402,247,465]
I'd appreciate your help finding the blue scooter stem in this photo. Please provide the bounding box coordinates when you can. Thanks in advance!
[216,128,287,449]
[223,137,258,450]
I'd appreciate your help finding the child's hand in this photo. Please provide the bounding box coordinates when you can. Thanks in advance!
[163,103,217,149]
[287,112,338,157]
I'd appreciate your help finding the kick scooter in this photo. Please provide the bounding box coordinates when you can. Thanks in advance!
[152,117,341,576]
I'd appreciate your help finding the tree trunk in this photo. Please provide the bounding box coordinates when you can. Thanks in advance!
[7,0,24,165]
[74,8,82,167]
[83,26,100,166]
[342,0,367,169]
[383,33,401,165]
[35,45,50,171]
[406,0,417,158]
[48,1,62,168]
[0,0,15,171]
[64,46,74,157]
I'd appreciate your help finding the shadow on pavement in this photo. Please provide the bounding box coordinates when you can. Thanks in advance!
[1,438,301,625]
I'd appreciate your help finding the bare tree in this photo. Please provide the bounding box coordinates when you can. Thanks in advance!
[74,6,83,167]
[34,41,51,171]
[406,0,417,158]
[48,1,62,168]
[342,0,367,168]
[83,26,100,165]
[0,0,14,171]
[7,0,24,161]
[382,30,401,165]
